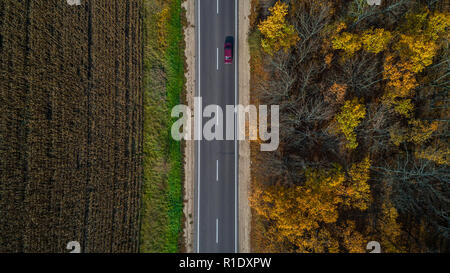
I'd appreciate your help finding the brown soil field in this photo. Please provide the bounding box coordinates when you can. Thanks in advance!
[0,0,143,253]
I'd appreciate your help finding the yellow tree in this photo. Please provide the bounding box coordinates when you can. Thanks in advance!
[338,221,366,253]
[250,165,346,252]
[378,202,404,253]
[332,32,361,57]
[395,34,438,73]
[336,98,366,149]
[393,99,414,118]
[258,1,300,55]
[365,187,406,253]
[407,119,439,145]
[427,12,450,40]
[383,9,449,112]
[333,28,392,56]
[389,119,439,146]
[345,157,372,210]
[250,162,373,252]
[361,28,393,54]
[383,55,418,99]
[382,55,418,117]
[415,144,450,166]
[394,9,449,73]
[402,9,450,40]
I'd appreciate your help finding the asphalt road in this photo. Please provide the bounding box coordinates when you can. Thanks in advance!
[195,0,238,253]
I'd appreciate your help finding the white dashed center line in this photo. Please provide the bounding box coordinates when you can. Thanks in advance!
[216,218,219,244]
[216,160,219,182]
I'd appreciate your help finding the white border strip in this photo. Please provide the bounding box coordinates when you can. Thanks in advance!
[234,0,238,254]
[197,0,201,253]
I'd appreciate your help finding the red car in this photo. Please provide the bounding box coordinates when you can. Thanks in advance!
[224,42,233,64]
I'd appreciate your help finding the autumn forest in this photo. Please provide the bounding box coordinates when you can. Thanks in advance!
[250,0,449,253]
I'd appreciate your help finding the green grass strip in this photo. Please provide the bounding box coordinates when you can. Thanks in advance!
[165,0,184,253]
[140,0,184,253]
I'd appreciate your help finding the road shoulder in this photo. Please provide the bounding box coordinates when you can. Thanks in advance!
[238,0,251,253]
[182,0,196,253]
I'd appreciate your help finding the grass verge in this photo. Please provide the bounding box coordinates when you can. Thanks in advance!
[140,0,185,253]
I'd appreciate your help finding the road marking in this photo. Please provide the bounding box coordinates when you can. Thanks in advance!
[217,0,219,14]
[216,160,219,181]
[216,105,220,126]
[197,0,238,254]
[216,218,219,244]
[234,0,238,254]
[217,47,219,70]
[197,0,201,254]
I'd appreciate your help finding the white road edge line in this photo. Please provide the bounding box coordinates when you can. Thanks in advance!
[217,0,219,14]
[197,0,201,254]
[234,0,238,254]
[217,47,219,70]
[216,218,219,244]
